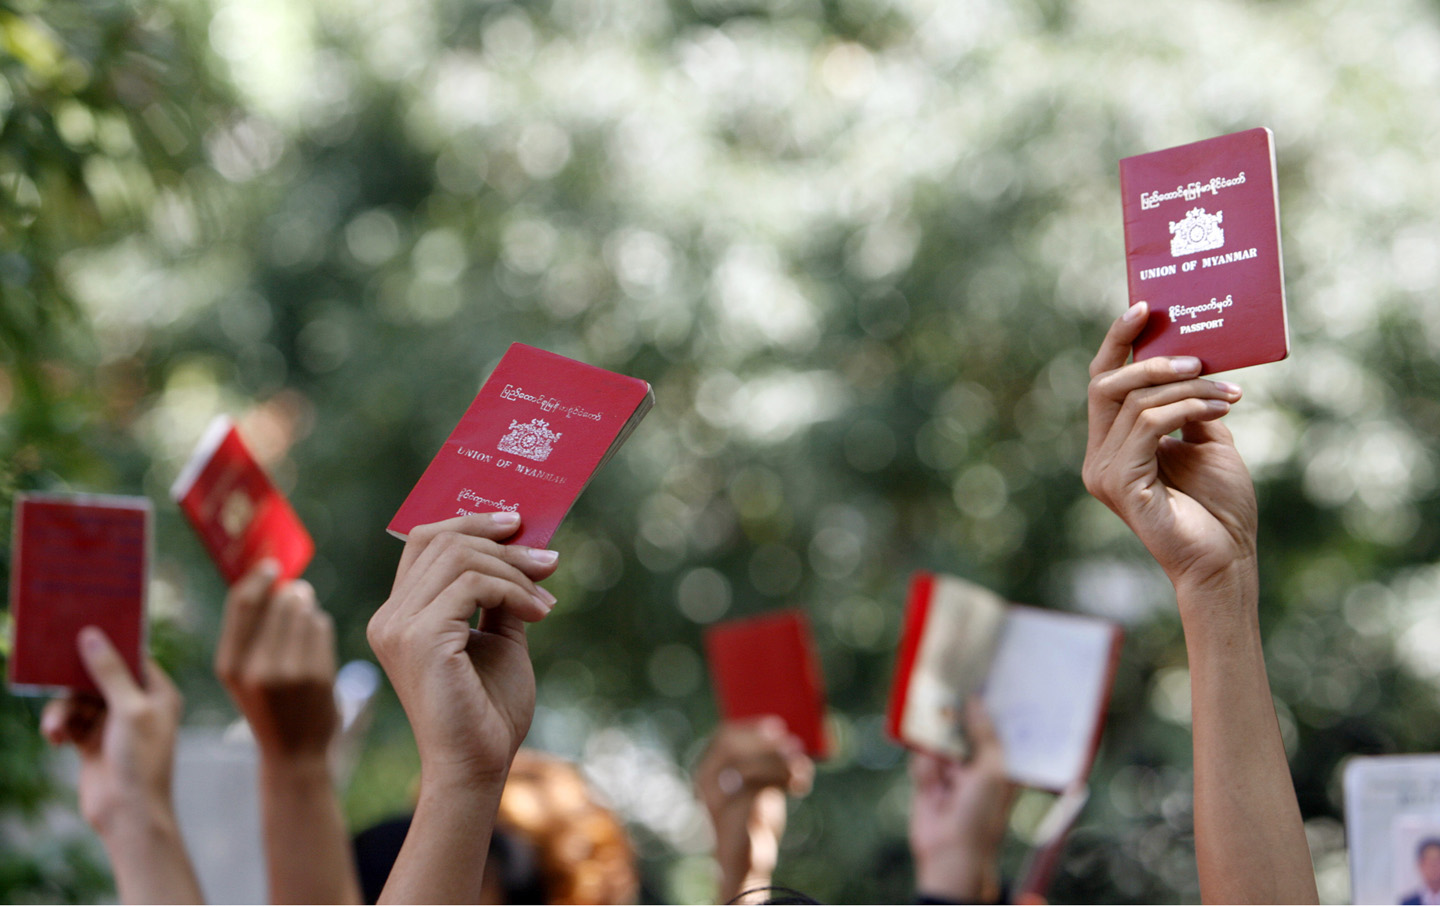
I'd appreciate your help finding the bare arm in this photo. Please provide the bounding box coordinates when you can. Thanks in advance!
[366,511,558,903]
[695,718,814,902]
[908,699,1016,905]
[1083,302,1316,904]
[216,563,359,905]
[42,630,204,904]
[1181,572,1314,903]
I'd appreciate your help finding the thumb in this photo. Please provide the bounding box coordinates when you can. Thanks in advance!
[964,696,1005,768]
[77,627,142,707]
[1178,413,1236,446]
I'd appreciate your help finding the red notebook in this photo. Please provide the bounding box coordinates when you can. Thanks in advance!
[1120,127,1288,374]
[8,492,150,693]
[389,343,654,548]
[704,610,829,758]
[170,416,313,585]
[887,572,1122,791]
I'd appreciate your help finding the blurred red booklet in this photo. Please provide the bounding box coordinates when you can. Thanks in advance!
[389,343,653,549]
[1120,127,1288,374]
[704,610,829,758]
[887,572,1122,791]
[8,492,149,693]
[170,415,314,584]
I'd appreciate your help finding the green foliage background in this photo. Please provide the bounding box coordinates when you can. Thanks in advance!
[6,0,1440,902]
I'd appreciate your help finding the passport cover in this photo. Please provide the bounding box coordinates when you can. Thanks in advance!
[8,492,149,693]
[887,572,1123,791]
[1120,127,1288,374]
[704,610,829,758]
[389,343,654,549]
[171,415,314,585]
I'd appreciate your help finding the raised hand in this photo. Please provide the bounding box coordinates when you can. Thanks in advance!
[367,511,559,903]
[215,561,359,904]
[1083,302,1317,904]
[694,717,815,903]
[1083,300,1253,597]
[41,629,203,904]
[216,562,338,759]
[908,699,1015,905]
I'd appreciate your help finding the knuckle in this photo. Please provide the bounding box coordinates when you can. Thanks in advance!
[462,570,497,598]
[432,530,465,556]
[366,613,388,649]
[1145,357,1174,381]
[275,589,304,616]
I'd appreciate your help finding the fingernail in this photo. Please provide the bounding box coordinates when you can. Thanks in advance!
[1170,356,1202,374]
[1123,301,1146,322]
[527,548,559,566]
[78,627,105,654]
[533,588,557,610]
[491,511,520,526]
[1206,399,1231,412]
[1213,381,1242,396]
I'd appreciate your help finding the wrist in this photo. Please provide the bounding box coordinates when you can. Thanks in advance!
[1171,555,1260,630]
[417,760,510,803]
[416,738,517,792]
[95,794,184,851]
[720,868,775,903]
[259,751,335,787]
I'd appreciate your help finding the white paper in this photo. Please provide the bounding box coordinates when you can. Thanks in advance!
[984,606,1116,790]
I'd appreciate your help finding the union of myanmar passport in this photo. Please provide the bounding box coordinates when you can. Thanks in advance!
[1119,127,1288,374]
[8,493,150,693]
[389,344,653,549]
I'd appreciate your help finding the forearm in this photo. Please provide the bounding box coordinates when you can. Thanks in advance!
[719,861,772,904]
[259,755,361,905]
[379,770,505,904]
[715,821,773,902]
[1179,574,1317,905]
[99,799,205,905]
[712,794,782,903]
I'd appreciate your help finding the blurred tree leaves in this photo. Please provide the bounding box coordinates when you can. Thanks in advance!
[0,1,235,901]
[10,0,1440,903]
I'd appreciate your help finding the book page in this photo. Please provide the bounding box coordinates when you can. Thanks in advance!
[984,607,1116,790]
[899,575,1007,758]
[1345,756,1440,904]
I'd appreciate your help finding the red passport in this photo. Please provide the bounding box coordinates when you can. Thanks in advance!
[8,493,149,693]
[389,343,653,548]
[887,572,1122,791]
[704,610,829,758]
[170,415,314,585]
[1120,127,1288,374]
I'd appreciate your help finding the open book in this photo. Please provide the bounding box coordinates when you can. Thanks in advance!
[887,572,1123,791]
[389,343,653,549]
